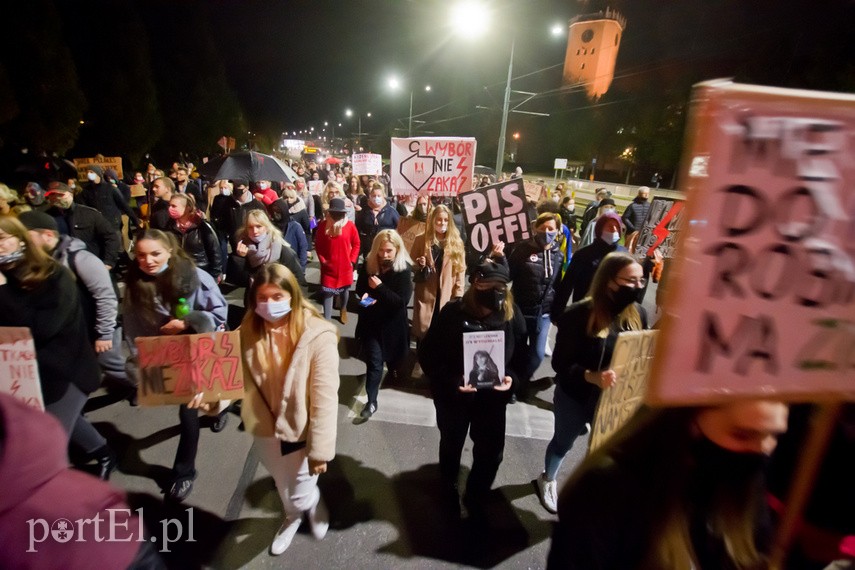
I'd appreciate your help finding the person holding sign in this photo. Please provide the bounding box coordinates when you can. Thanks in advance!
[508,212,565,400]
[354,230,412,419]
[418,260,526,518]
[123,229,229,502]
[536,252,649,514]
[410,205,466,341]
[0,217,117,480]
[547,400,788,569]
[240,263,339,556]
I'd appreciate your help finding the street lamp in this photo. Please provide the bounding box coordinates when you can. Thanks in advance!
[389,76,432,137]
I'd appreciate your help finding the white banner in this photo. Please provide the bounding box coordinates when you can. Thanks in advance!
[352,153,382,176]
[390,137,476,196]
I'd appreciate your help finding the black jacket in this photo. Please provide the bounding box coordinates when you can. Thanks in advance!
[211,196,266,248]
[552,299,648,407]
[622,199,652,234]
[79,180,139,230]
[551,240,627,317]
[165,216,222,279]
[48,203,121,267]
[175,179,205,213]
[148,199,171,231]
[355,205,400,255]
[0,267,101,403]
[419,299,526,402]
[355,264,412,365]
[508,239,564,316]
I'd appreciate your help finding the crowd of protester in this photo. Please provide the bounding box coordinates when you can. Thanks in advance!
[0,159,850,570]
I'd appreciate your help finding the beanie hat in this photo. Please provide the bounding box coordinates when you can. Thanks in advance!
[86,165,103,177]
[469,259,511,284]
[594,211,624,236]
[19,210,59,233]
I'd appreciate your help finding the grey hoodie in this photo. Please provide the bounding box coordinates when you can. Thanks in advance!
[54,235,117,341]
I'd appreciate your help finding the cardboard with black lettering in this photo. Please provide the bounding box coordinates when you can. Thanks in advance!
[460,179,532,254]
[135,331,244,406]
[648,80,855,405]
[589,330,658,452]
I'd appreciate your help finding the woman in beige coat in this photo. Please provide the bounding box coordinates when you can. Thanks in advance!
[411,204,466,340]
[240,263,340,555]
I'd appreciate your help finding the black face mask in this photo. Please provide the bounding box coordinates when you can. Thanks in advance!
[691,435,769,492]
[474,288,506,312]
[379,259,393,269]
[609,284,639,313]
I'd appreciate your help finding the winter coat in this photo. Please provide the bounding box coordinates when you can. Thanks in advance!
[240,311,340,463]
[48,203,121,267]
[355,204,400,255]
[622,199,652,234]
[165,215,223,279]
[284,221,309,270]
[79,179,139,230]
[286,198,311,242]
[551,239,627,317]
[0,266,101,403]
[315,219,360,289]
[410,233,465,340]
[355,264,412,365]
[508,238,564,317]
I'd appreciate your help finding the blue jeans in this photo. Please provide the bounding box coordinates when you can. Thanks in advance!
[522,313,551,383]
[544,384,590,480]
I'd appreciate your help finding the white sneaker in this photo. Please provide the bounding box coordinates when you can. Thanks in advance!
[307,495,330,540]
[544,338,553,356]
[270,516,301,555]
[536,473,558,514]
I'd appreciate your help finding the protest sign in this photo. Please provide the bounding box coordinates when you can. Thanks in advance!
[73,155,123,181]
[0,327,44,411]
[396,217,426,257]
[589,330,658,452]
[463,331,505,389]
[523,180,545,202]
[648,80,855,405]
[308,180,324,195]
[390,137,476,197]
[633,197,685,259]
[135,331,244,406]
[460,179,531,254]
[352,153,382,176]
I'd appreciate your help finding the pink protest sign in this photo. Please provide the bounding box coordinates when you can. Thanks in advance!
[391,137,476,197]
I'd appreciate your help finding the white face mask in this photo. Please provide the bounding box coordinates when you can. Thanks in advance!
[255,299,292,322]
[435,223,448,234]
[600,231,620,244]
[221,188,232,196]
[87,172,98,181]
[373,196,383,206]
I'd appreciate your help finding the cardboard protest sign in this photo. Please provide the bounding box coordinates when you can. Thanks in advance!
[391,137,476,197]
[463,331,505,389]
[136,331,244,406]
[352,153,382,176]
[460,179,531,254]
[648,80,855,405]
[633,197,685,260]
[73,155,123,181]
[0,327,44,411]
[589,330,658,452]
[308,180,324,195]
[523,180,545,203]
[396,217,426,258]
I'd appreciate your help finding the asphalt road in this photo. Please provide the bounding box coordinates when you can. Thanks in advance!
[79,259,660,569]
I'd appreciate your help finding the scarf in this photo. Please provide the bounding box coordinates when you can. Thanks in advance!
[245,231,283,268]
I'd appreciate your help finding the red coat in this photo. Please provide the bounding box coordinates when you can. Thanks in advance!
[315,219,360,289]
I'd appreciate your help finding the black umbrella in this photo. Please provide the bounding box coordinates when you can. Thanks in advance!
[197,151,298,183]
[474,165,497,176]
[14,156,78,185]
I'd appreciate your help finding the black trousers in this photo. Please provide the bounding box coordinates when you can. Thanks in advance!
[172,404,199,482]
[433,389,507,501]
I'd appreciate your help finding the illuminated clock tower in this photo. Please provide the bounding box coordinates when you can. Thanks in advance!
[562,8,626,100]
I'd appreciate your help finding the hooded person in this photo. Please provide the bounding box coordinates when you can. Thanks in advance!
[579,197,617,248]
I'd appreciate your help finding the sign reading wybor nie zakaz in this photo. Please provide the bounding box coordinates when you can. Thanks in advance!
[648,80,855,405]
[460,178,531,254]
[390,137,475,196]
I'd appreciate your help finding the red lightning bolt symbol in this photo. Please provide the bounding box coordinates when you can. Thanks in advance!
[456,160,467,187]
[10,380,21,395]
[647,201,684,256]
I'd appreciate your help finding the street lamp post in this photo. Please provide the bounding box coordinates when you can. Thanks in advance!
[495,37,515,177]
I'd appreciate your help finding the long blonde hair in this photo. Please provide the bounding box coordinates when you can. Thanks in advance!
[241,263,321,343]
[365,229,412,274]
[239,209,284,244]
[585,251,643,337]
[423,205,465,275]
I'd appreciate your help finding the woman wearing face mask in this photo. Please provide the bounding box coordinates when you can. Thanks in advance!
[507,212,565,401]
[418,260,526,517]
[559,196,577,237]
[314,198,360,323]
[234,209,305,286]
[535,252,648,514]
[0,217,117,480]
[253,180,278,206]
[164,194,222,281]
[355,183,400,260]
[240,263,339,555]
[354,230,412,419]
[282,185,311,244]
[551,212,627,316]
[123,229,229,501]
[321,181,355,222]
[411,205,466,341]
[579,197,618,248]
[547,399,788,569]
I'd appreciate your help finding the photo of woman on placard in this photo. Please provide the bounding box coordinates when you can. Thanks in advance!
[468,350,501,389]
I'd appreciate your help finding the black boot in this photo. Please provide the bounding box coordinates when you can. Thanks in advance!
[92,446,117,481]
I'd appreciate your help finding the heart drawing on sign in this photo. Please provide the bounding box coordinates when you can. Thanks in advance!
[400,148,437,193]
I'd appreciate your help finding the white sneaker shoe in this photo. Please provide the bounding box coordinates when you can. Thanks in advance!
[307,495,329,540]
[270,516,301,555]
[536,473,558,514]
